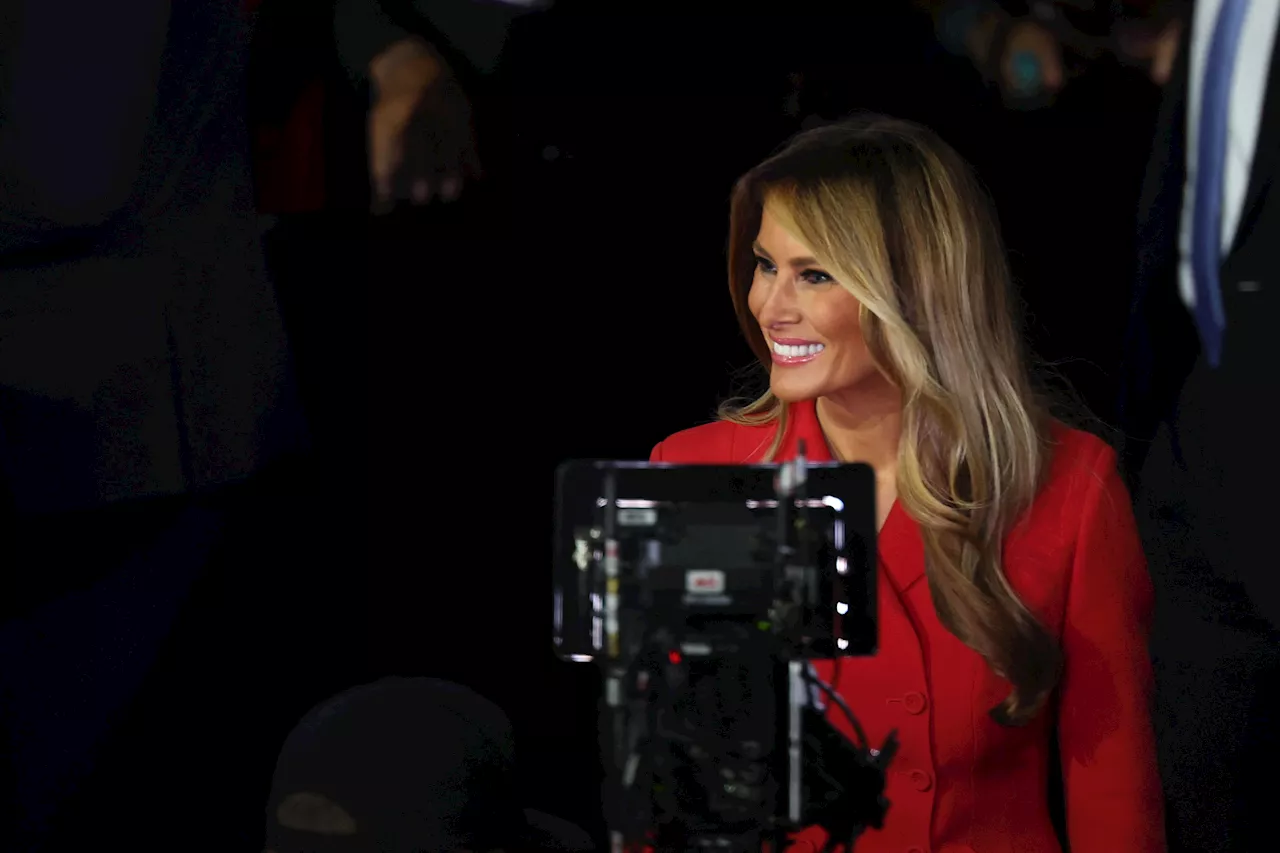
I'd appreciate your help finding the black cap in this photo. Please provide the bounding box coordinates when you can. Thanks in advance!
[265,677,592,853]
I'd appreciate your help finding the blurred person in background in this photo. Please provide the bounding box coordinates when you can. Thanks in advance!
[784,1,1185,129]
[252,0,546,217]
[919,0,1186,109]
[0,0,537,849]
[0,1,313,849]
[1120,0,1280,850]
[263,677,592,853]
[333,0,542,213]
[249,0,549,479]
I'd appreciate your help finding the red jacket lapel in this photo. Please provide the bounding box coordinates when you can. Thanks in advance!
[770,400,926,594]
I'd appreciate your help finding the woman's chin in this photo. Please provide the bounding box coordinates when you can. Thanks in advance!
[769,381,822,404]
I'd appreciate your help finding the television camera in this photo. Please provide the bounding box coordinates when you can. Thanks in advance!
[553,442,899,853]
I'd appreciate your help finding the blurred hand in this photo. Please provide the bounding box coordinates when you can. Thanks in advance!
[1115,17,1183,85]
[1149,19,1182,85]
[368,37,481,213]
[958,9,1066,109]
[997,20,1066,103]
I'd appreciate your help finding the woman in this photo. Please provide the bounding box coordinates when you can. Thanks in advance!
[650,115,1164,853]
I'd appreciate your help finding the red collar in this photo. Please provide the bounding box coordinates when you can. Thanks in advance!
[772,400,926,594]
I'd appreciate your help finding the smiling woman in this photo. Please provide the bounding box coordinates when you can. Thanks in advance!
[648,114,1165,853]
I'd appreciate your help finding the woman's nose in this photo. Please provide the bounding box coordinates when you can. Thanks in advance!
[754,278,800,326]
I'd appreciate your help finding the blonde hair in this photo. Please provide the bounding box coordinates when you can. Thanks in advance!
[721,115,1060,725]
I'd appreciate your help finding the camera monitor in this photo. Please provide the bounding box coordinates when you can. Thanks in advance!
[552,460,878,664]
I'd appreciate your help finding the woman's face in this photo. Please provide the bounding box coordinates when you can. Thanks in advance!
[747,208,880,404]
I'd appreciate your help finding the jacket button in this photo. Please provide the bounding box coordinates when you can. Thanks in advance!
[903,691,928,714]
[908,769,933,792]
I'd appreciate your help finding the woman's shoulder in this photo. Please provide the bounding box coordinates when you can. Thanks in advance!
[1044,421,1121,488]
[649,418,775,464]
[1021,422,1129,541]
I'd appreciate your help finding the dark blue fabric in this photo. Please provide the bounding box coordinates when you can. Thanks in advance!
[0,0,172,253]
[0,504,221,849]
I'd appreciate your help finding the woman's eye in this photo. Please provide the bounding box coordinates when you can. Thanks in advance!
[753,255,776,274]
[801,269,833,285]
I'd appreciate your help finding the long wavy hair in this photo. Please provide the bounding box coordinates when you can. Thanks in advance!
[721,114,1060,726]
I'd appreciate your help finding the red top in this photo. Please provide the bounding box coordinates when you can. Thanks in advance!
[649,399,1165,853]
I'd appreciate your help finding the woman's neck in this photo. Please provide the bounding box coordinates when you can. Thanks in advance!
[814,381,903,479]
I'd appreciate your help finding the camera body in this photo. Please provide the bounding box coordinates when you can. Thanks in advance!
[554,455,897,852]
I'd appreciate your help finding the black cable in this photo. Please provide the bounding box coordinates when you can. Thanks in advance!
[801,667,869,753]
[802,662,883,853]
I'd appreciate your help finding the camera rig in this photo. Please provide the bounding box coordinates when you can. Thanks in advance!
[553,443,899,853]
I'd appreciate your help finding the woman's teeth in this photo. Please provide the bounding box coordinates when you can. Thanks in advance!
[772,342,824,358]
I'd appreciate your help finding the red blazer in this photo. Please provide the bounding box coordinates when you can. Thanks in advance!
[650,399,1165,853]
